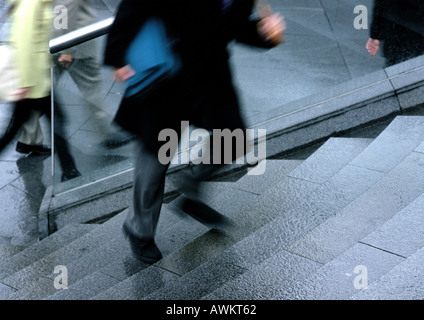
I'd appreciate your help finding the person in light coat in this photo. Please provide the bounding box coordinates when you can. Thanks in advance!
[0,0,80,182]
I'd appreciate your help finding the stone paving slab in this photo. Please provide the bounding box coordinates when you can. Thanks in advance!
[25,182,256,299]
[203,249,322,300]
[155,176,319,276]
[0,211,127,292]
[286,151,424,264]
[350,116,424,173]
[47,271,120,300]
[351,247,424,300]
[92,266,179,300]
[360,193,424,258]
[279,243,404,300]
[233,159,301,195]
[288,138,372,184]
[0,224,96,280]
[155,137,379,277]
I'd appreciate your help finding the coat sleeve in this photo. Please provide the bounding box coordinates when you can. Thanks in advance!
[11,0,42,89]
[104,0,154,68]
[232,0,275,48]
[370,0,388,40]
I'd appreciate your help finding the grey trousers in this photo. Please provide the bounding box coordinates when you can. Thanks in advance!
[124,138,222,240]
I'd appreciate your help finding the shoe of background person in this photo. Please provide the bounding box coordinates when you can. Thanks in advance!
[61,168,82,182]
[178,197,233,229]
[101,131,135,149]
[16,142,51,155]
[122,223,162,264]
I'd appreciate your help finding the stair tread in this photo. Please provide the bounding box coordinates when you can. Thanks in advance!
[36,182,260,300]
[350,116,424,172]
[0,244,27,260]
[0,224,96,280]
[288,137,372,184]
[286,151,424,264]
[361,192,424,258]
[154,137,374,276]
[0,212,128,297]
[351,246,424,300]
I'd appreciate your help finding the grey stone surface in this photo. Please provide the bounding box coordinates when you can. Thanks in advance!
[397,85,424,111]
[416,141,424,153]
[47,272,120,300]
[288,138,372,184]
[144,256,248,300]
[204,249,321,300]
[155,144,384,277]
[352,247,424,300]
[287,151,424,264]
[1,0,424,301]
[0,282,17,299]
[92,266,178,300]
[262,95,400,159]
[0,244,25,260]
[0,224,95,280]
[350,116,424,173]
[280,243,404,300]
[0,211,127,292]
[155,176,319,276]
[233,159,301,195]
[360,193,424,258]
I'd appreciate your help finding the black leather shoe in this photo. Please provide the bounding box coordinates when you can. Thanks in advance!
[122,224,162,264]
[101,131,135,149]
[16,142,51,155]
[61,168,82,182]
[179,197,232,228]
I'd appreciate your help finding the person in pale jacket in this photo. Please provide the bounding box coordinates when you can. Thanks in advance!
[0,0,80,182]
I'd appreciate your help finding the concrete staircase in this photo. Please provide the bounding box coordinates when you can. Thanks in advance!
[1,115,423,300]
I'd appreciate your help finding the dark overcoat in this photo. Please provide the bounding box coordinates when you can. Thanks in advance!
[104,0,274,152]
[370,0,424,66]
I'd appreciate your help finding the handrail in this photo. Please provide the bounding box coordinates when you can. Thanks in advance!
[49,17,114,54]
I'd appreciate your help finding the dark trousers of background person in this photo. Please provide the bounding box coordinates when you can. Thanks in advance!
[0,96,80,181]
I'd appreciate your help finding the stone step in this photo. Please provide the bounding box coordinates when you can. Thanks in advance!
[8,180,258,300]
[37,160,300,299]
[284,150,424,265]
[349,115,424,173]
[47,182,262,300]
[0,244,26,260]
[0,212,128,299]
[359,192,424,258]
[140,152,389,299]
[152,138,374,278]
[0,223,96,280]
[139,119,424,300]
[207,193,424,300]
[351,246,424,300]
[234,138,372,194]
[213,155,424,299]
[88,138,372,299]
[232,159,302,195]
[278,193,424,300]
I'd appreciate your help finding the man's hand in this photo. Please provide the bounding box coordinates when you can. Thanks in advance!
[113,65,136,82]
[258,13,286,46]
[366,38,380,56]
[58,53,73,68]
